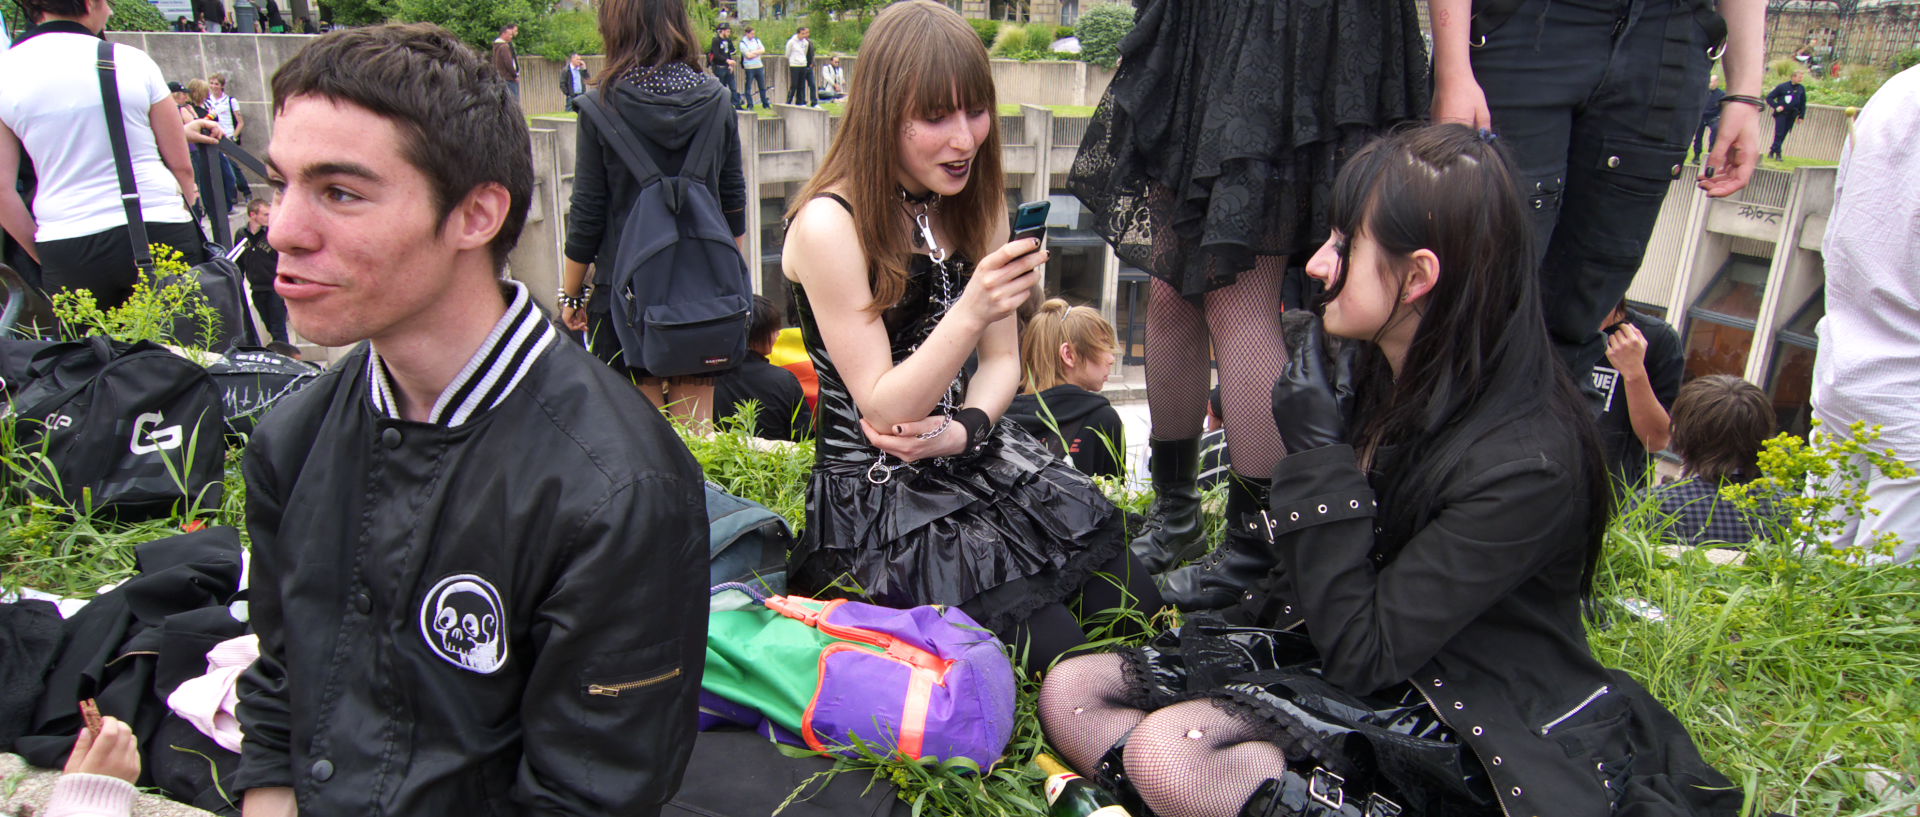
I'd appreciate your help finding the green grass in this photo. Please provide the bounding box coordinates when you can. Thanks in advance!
[5,400,1914,816]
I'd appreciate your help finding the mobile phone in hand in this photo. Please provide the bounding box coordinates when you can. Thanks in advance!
[1011,200,1050,253]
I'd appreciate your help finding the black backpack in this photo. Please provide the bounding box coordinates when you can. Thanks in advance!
[3,337,226,519]
[703,480,791,594]
[577,90,751,377]
[205,346,320,440]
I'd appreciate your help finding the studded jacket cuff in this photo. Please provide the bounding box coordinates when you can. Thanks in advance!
[1268,444,1376,537]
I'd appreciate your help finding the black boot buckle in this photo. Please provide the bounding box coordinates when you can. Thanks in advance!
[1365,793,1403,817]
[1309,768,1345,811]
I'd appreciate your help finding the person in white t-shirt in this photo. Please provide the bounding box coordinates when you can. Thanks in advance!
[206,72,250,201]
[0,0,204,309]
[1811,64,1920,563]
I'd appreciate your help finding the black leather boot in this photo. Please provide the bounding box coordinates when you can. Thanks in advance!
[1238,767,1406,817]
[1160,475,1272,612]
[1129,437,1205,572]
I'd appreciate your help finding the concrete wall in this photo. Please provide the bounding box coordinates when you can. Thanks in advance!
[104,31,314,153]
[108,33,1117,120]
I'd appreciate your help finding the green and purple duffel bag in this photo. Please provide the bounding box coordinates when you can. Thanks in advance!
[702,583,1017,770]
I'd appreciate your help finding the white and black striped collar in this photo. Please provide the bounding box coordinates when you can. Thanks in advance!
[366,281,558,426]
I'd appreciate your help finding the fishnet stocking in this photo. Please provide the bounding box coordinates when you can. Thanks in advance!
[1038,654,1146,775]
[1144,261,1291,480]
[1125,699,1286,817]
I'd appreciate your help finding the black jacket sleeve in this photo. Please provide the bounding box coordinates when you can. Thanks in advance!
[564,110,610,266]
[1071,405,1126,480]
[1271,443,1586,694]
[720,108,747,238]
[231,444,295,793]
[516,474,708,816]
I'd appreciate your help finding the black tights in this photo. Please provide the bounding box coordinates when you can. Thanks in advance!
[1039,653,1285,817]
[991,549,1165,670]
[1145,261,1290,481]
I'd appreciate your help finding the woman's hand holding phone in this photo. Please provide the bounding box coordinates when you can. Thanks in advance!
[957,238,1047,329]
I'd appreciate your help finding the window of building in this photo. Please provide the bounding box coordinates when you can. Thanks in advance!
[1682,254,1770,380]
[1765,290,1823,438]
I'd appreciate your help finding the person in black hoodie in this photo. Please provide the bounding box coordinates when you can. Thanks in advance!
[1007,297,1125,480]
[714,294,812,440]
[559,0,747,428]
[1766,69,1809,160]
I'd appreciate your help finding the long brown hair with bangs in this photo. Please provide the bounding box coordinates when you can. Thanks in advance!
[596,0,703,87]
[788,0,1005,313]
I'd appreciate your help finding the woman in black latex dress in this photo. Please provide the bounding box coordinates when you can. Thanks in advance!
[778,0,1162,670]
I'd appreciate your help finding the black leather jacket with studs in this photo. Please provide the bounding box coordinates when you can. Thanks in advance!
[229,339,709,816]
[1258,417,1740,817]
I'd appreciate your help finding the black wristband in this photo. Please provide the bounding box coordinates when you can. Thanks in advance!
[1721,94,1765,112]
[953,407,992,455]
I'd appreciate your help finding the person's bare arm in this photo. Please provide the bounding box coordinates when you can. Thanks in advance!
[241,787,298,817]
[1699,0,1764,197]
[0,121,39,262]
[1429,0,1490,129]
[784,199,1043,430]
[1606,324,1673,453]
[151,100,200,206]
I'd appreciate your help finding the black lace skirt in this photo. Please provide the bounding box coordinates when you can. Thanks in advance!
[1069,0,1432,297]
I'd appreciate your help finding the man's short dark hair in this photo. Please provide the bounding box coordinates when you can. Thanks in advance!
[500,23,518,33]
[24,0,87,19]
[271,23,532,271]
[1671,374,1774,483]
[247,198,271,215]
[749,294,783,347]
[744,26,755,33]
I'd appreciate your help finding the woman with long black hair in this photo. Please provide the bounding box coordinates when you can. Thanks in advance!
[1037,125,1738,817]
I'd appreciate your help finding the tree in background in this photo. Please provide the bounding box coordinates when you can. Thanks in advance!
[1074,1,1131,69]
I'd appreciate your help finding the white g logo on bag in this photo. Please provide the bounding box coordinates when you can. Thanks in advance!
[129,411,184,455]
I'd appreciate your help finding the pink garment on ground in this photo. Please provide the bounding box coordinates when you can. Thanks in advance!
[164,633,259,753]
[43,773,135,817]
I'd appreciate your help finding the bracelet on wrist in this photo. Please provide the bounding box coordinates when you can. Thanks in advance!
[953,407,991,455]
[555,288,591,310]
[1720,94,1765,112]
[914,413,954,441]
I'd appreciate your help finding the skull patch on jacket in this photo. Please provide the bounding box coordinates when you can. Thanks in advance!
[419,574,508,674]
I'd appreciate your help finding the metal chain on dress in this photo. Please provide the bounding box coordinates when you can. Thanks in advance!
[868,191,967,485]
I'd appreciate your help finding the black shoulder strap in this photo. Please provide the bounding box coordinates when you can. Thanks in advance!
[578,90,665,189]
[95,39,152,273]
[680,98,735,185]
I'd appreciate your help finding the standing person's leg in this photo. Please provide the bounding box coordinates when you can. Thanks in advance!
[1534,0,1711,377]
[1129,276,1211,572]
[1158,261,1288,610]
[252,284,289,342]
[1770,113,1794,158]
[787,67,801,104]
[664,376,716,430]
[804,68,817,105]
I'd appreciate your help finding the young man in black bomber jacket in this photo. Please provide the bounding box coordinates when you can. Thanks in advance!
[229,24,708,817]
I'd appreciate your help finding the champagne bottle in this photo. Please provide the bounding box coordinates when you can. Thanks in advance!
[1034,753,1134,817]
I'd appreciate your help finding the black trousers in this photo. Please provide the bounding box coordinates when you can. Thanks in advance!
[1769,113,1797,157]
[249,280,288,343]
[37,220,207,310]
[787,66,815,105]
[1471,0,1713,377]
[1691,118,1718,158]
